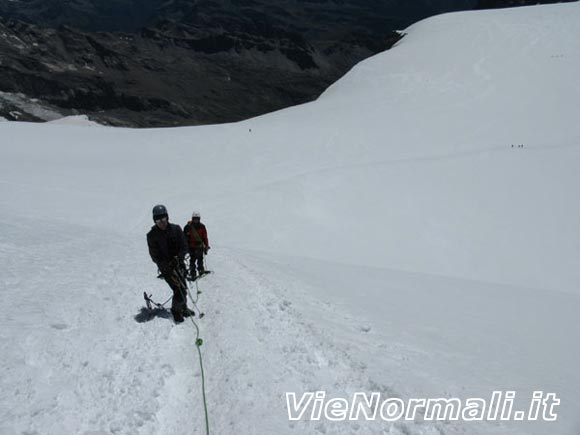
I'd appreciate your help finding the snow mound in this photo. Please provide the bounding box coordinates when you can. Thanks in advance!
[47,115,101,127]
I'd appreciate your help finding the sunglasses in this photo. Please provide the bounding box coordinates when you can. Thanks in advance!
[154,216,168,223]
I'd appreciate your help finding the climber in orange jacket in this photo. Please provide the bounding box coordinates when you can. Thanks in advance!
[183,211,210,280]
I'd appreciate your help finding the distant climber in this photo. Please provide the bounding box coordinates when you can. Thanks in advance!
[184,211,210,281]
[146,205,194,322]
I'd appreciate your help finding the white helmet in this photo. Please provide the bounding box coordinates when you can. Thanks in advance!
[192,211,201,218]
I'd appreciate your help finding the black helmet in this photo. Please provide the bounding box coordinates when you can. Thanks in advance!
[152,204,168,221]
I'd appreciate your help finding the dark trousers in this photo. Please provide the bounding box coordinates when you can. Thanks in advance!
[189,248,205,276]
[162,269,187,314]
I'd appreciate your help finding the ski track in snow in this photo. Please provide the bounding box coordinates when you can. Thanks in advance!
[198,249,450,435]
[1,229,447,435]
[3,173,574,435]
[2,196,571,435]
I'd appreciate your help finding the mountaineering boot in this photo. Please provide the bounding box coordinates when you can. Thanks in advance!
[171,309,185,323]
[183,307,195,318]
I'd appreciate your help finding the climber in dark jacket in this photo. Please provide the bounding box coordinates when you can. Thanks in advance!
[146,204,193,322]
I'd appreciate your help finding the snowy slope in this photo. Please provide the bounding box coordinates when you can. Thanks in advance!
[1,3,580,435]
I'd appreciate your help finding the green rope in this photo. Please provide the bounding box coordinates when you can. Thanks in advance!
[187,279,203,314]
[147,273,210,434]
[195,337,210,435]
[172,263,211,435]
[185,284,210,435]
[195,278,202,302]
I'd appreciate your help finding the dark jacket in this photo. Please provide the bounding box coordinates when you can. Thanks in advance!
[147,223,187,271]
[184,221,209,250]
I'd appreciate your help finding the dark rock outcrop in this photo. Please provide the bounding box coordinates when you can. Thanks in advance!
[5,0,567,126]
[0,13,405,126]
[475,0,577,8]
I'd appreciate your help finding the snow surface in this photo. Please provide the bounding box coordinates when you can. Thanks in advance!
[47,115,101,127]
[1,3,580,435]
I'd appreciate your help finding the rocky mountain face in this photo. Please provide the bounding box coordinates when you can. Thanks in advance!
[2,17,384,126]
[0,0,479,33]
[1,0,429,126]
[3,0,566,127]
[475,0,576,8]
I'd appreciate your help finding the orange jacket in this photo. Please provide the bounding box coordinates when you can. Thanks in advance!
[184,221,209,249]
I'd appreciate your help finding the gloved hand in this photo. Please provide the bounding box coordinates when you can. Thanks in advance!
[204,246,210,255]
